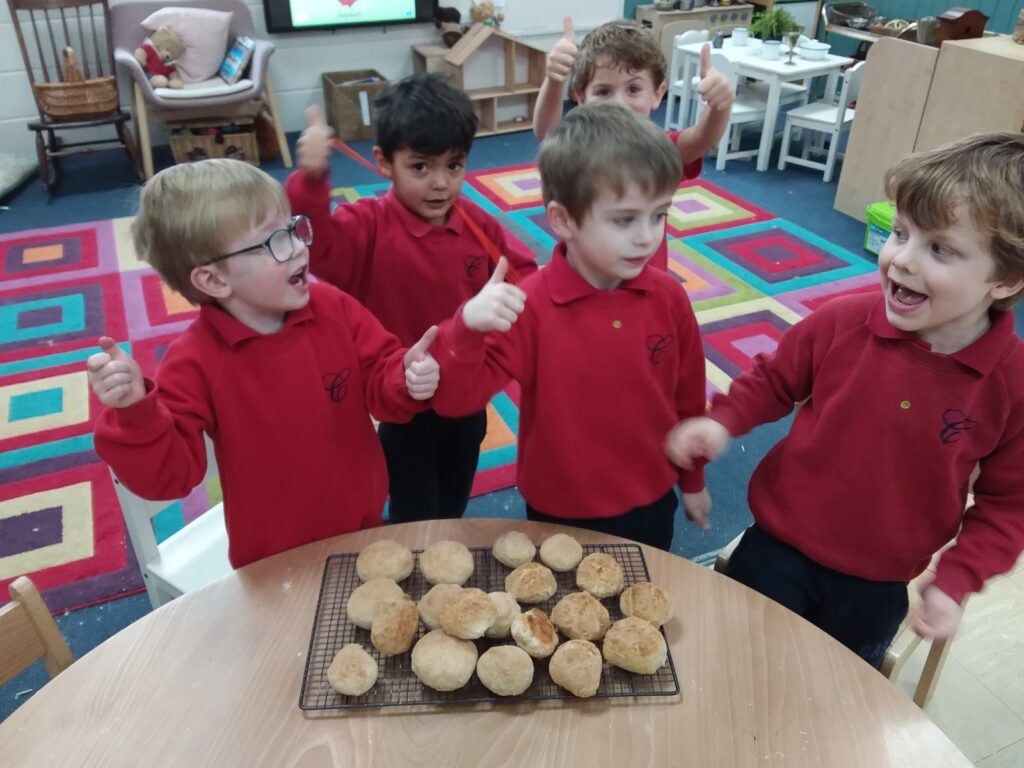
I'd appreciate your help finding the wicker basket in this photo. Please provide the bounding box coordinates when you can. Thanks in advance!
[32,76,119,121]
[169,129,260,166]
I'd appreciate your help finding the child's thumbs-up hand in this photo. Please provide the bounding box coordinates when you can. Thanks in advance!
[546,16,579,84]
[462,257,527,333]
[696,43,735,113]
[297,104,333,179]
[404,326,440,401]
[87,336,145,409]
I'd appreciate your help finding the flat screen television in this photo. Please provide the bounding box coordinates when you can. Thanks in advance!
[264,0,436,34]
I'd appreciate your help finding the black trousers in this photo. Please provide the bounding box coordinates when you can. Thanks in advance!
[726,524,909,668]
[378,409,487,524]
[526,488,678,552]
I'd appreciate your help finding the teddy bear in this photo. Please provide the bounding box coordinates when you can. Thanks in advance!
[134,26,185,89]
[434,5,467,48]
[470,1,504,28]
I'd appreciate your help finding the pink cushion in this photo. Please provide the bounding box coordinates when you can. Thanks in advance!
[142,7,233,84]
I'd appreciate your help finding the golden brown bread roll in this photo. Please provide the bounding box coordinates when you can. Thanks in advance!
[539,533,583,572]
[602,616,667,674]
[504,562,557,603]
[356,539,414,582]
[346,577,406,630]
[492,531,536,568]
[327,644,378,697]
[484,591,521,639]
[439,587,498,640]
[550,591,611,641]
[419,540,474,585]
[411,629,478,692]
[476,645,535,696]
[417,583,462,630]
[548,639,602,698]
[575,552,625,598]
[619,581,674,628]
[511,608,559,658]
[370,598,419,656]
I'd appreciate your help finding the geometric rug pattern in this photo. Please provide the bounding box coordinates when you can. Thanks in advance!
[0,172,876,612]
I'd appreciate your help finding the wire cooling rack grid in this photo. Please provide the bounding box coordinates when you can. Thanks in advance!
[299,543,679,711]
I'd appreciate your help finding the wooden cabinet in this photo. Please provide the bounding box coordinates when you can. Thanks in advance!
[835,36,1024,222]
[636,4,755,67]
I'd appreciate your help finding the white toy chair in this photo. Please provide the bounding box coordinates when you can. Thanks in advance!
[777,61,865,182]
[664,29,709,131]
[110,436,231,608]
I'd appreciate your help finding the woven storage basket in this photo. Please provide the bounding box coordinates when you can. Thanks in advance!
[169,130,259,165]
[33,76,119,120]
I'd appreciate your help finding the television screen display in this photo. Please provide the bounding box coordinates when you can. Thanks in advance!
[264,0,436,33]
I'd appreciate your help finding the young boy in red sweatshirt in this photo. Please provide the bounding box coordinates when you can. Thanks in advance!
[286,74,538,524]
[88,159,440,568]
[429,102,711,551]
[667,133,1024,666]
[533,18,734,272]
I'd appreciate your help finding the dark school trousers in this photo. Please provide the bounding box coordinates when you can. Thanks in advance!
[526,488,678,552]
[378,409,487,524]
[726,524,909,668]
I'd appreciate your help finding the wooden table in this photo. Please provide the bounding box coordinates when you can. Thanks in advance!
[0,520,972,767]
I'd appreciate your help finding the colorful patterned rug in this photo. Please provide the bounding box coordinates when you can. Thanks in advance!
[0,172,876,612]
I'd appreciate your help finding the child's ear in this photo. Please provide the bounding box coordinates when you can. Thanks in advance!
[546,201,576,240]
[190,265,231,301]
[992,275,1024,302]
[653,80,668,103]
[372,147,393,179]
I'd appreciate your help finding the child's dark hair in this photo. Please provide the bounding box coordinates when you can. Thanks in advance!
[373,73,479,159]
[538,102,681,223]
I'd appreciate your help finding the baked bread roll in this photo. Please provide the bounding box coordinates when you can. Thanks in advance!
[439,587,498,640]
[419,540,474,585]
[346,577,406,630]
[417,583,462,630]
[602,616,667,674]
[511,608,559,659]
[327,643,378,697]
[575,552,625,598]
[550,591,611,641]
[539,533,583,572]
[484,591,521,639]
[619,582,674,628]
[492,531,536,568]
[504,562,557,603]
[356,539,414,582]
[548,639,602,698]
[370,598,419,656]
[476,645,535,697]
[411,629,478,692]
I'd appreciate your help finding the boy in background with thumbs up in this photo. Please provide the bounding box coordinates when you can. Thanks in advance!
[285,73,538,525]
[88,159,441,569]
[534,18,734,272]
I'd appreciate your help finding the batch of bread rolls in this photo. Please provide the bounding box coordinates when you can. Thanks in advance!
[326,532,675,701]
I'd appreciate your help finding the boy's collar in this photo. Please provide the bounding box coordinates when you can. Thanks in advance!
[199,297,314,347]
[867,295,1014,375]
[384,188,464,238]
[546,241,653,305]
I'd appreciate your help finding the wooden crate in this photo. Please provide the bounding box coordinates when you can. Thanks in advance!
[169,122,259,166]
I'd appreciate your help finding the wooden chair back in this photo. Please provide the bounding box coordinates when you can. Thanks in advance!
[0,576,74,687]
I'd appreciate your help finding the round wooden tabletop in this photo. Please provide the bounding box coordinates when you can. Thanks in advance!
[0,519,971,767]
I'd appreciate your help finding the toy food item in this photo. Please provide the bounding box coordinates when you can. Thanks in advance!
[476,645,534,696]
[411,629,478,691]
[575,552,625,598]
[484,591,521,639]
[419,540,474,585]
[492,530,536,568]
[549,639,602,698]
[356,539,414,582]
[619,582,674,628]
[370,598,419,656]
[550,591,611,641]
[346,577,406,629]
[439,587,498,640]
[539,533,583,572]
[504,562,557,603]
[603,617,667,674]
[327,643,378,696]
[417,583,462,630]
[511,608,559,658]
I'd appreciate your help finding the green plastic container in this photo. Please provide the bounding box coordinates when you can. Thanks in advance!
[864,200,895,256]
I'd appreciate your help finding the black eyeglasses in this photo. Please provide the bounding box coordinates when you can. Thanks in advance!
[207,215,313,265]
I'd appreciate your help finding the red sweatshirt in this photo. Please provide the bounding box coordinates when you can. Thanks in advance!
[649,131,703,273]
[430,243,707,519]
[93,283,422,568]
[709,293,1024,604]
[284,172,538,347]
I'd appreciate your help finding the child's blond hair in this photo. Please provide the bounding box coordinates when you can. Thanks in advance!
[538,102,681,223]
[132,159,289,304]
[569,20,666,99]
[885,131,1024,310]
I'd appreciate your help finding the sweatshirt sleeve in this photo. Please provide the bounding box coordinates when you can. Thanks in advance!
[674,293,708,493]
[284,171,374,300]
[92,347,215,501]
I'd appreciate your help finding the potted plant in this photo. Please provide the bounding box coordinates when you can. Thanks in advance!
[749,7,800,40]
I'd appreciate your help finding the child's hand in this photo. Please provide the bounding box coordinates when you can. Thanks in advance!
[462,257,527,333]
[665,416,729,470]
[403,326,440,401]
[87,336,145,409]
[297,104,333,179]
[696,44,735,113]
[546,16,578,83]
[682,488,712,531]
[911,585,963,640]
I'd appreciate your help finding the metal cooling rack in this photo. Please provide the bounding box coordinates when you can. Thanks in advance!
[299,543,680,711]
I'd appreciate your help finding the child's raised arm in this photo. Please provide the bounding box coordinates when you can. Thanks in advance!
[296,104,332,179]
[533,16,578,141]
[675,44,734,165]
[87,336,145,409]
[461,257,527,333]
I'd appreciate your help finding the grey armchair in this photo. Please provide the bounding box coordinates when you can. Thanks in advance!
[110,0,292,177]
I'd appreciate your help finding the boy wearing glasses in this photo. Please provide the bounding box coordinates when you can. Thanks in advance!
[286,74,538,524]
[87,159,441,568]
